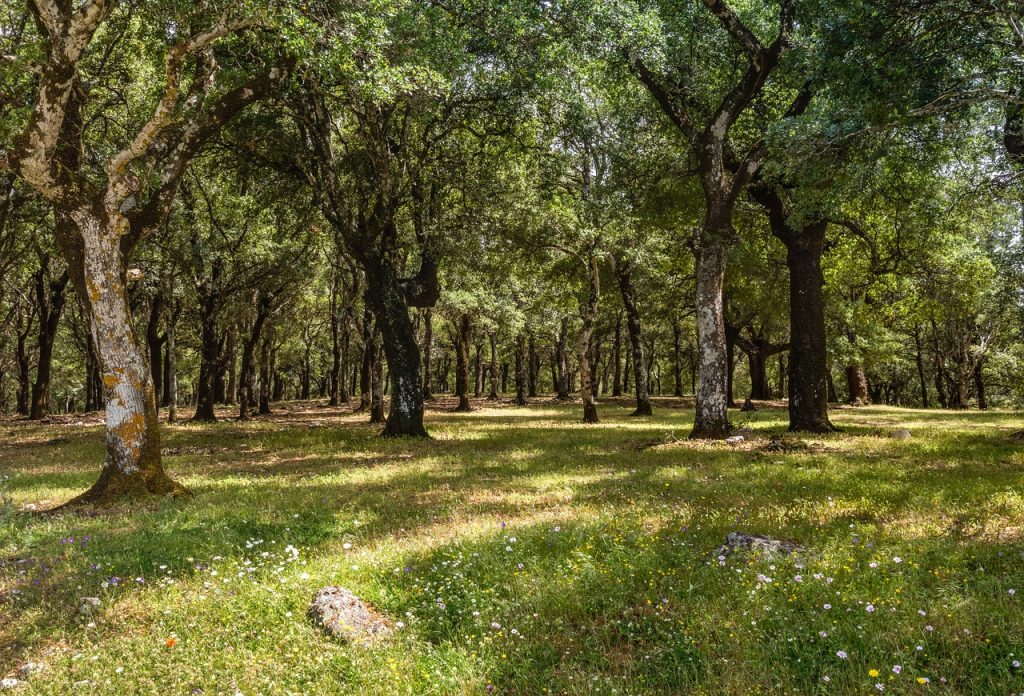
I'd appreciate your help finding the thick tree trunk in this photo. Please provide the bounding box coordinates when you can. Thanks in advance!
[747,348,770,400]
[363,258,427,436]
[455,314,473,412]
[30,264,70,420]
[85,335,103,412]
[613,256,652,416]
[690,239,729,439]
[60,209,185,503]
[515,332,528,406]
[845,365,869,405]
[488,332,499,400]
[782,226,834,430]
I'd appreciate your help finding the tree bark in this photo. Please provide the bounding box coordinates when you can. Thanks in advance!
[455,313,473,412]
[555,318,570,400]
[370,323,386,423]
[913,327,929,408]
[612,255,652,416]
[691,238,729,438]
[515,332,528,406]
[487,332,499,400]
[578,254,600,423]
[146,291,165,410]
[845,364,869,405]
[30,262,69,420]
[422,308,434,400]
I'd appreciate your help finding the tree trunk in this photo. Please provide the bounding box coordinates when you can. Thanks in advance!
[474,339,484,397]
[224,327,237,406]
[145,291,165,410]
[613,256,652,416]
[690,239,729,439]
[724,322,738,410]
[360,258,427,436]
[15,308,32,416]
[515,332,528,406]
[974,356,987,410]
[194,290,220,422]
[58,209,185,503]
[528,332,539,397]
[845,365,869,405]
[328,270,343,406]
[422,308,434,400]
[166,311,178,424]
[370,324,386,424]
[488,332,499,400]
[358,303,373,412]
[455,314,473,412]
[555,318,569,400]
[672,318,683,397]
[913,327,929,408]
[612,311,623,397]
[578,254,600,423]
[258,337,272,415]
[30,264,70,420]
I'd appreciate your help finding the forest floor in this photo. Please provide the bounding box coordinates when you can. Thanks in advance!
[1,398,1023,695]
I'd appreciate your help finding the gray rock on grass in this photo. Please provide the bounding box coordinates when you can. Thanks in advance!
[891,429,911,440]
[308,587,392,643]
[715,532,801,559]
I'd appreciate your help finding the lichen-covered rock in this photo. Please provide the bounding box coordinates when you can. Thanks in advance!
[715,532,801,559]
[78,597,101,616]
[891,429,911,440]
[308,587,391,643]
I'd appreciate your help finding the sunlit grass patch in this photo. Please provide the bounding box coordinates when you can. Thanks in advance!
[1,399,1023,693]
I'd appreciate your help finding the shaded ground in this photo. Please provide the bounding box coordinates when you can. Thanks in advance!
[1,398,1023,694]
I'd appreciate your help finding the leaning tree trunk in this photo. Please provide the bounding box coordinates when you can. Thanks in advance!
[455,314,473,412]
[613,256,652,416]
[363,258,428,436]
[59,209,185,503]
[690,237,730,439]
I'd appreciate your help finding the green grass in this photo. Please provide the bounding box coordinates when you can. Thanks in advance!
[2,398,1024,694]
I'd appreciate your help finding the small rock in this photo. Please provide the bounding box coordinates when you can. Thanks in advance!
[0,677,19,689]
[78,597,101,616]
[891,429,911,440]
[308,587,391,643]
[725,435,745,445]
[17,662,42,677]
[715,532,801,559]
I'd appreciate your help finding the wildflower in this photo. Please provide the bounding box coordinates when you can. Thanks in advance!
[869,669,880,677]
[396,621,405,629]
[893,665,902,674]
[343,543,352,550]
[915,645,923,651]
[869,562,878,568]
[491,622,501,630]
[822,676,830,683]
[1009,589,1016,596]
[819,631,828,638]
[165,638,177,648]
[836,651,848,659]
[1013,660,1021,669]
[823,603,832,610]
[925,625,934,631]
[916,677,930,684]
[875,684,885,692]
[893,556,902,563]
[866,604,876,613]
